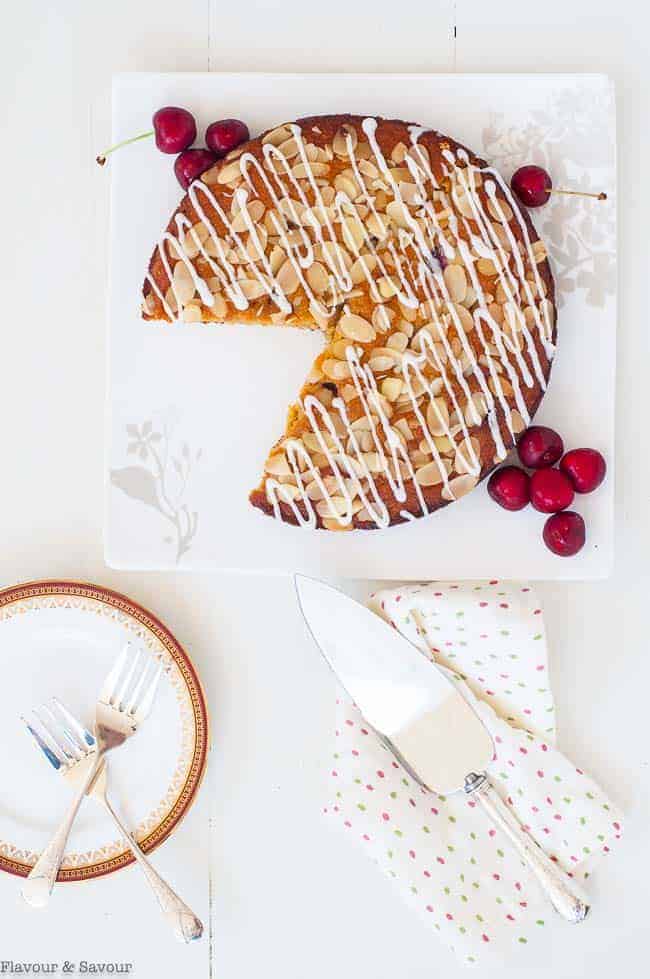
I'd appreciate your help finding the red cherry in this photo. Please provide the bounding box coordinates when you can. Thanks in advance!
[530,469,574,513]
[511,166,552,208]
[510,165,607,209]
[174,148,218,190]
[560,448,606,494]
[96,105,197,165]
[517,426,564,469]
[205,119,250,157]
[153,106,197,154]
[487,466,530,511]
[543,511,586,557]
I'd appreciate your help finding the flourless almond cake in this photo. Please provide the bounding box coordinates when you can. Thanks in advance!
[142,114,556,530]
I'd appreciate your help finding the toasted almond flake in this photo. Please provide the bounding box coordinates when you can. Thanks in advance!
[317,496,349,520]
[293,161,329,179]
[385,200,412,229]
[386,332,408,352]
[381,377,403,402]
[339,313,376,344]
[487,197,514,222]
[454,437,481,475]
[306,261,329,294]
[333,124,358,157]
[476,257,500,277]
[366,213,389,240]
[172,262,196,305]
[181,303,202,323]
[217,160,243,185]
[230,199,265,233]
[393,418,413,441]
[415,461,445,487]
[442,474,478,500]
[368,355,394,373]
[262,125,293,146]
[378,275,399,299]
[372,305,393,333]
[322,358,351,381]
[426,398,449,436]
[211,294,227,318]
[451,303,474,333]
[239,278,268,300]
[265,454,291,476]
[443,264,467,303]
[277,259,300,295]
[509,409,526,434]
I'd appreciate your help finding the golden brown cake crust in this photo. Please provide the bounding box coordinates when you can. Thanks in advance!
[142,114,556,531]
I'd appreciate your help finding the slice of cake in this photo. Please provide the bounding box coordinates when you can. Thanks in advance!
[142,114,556,530]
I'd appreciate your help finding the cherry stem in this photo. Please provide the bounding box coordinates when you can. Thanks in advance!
[96,130,154,166]
[549,186,607,201]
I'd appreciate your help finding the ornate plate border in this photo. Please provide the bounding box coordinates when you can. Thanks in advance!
[0,579,210,882]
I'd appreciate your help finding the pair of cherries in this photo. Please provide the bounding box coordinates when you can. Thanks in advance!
[488,427,606,557]
[97,106,250,189]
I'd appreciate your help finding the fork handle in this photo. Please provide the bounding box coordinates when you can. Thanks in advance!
[22,754,102,908]
[102,794,203,942]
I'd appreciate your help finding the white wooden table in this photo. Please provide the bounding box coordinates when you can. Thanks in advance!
[0,2,648,976]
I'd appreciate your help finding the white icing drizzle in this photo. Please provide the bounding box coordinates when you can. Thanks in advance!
[145,118,556,529]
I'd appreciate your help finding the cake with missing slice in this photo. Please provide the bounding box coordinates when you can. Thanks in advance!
[142,114,556,530]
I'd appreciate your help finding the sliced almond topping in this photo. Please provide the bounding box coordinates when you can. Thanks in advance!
[442,474,478,501]
[322,358,351,381]
[239,278,268,300]
[262,125,293,146]
[372,305,394,333]
[386,332,408,353]
[451,303,474,333]
[339,313,376,344]
[385,200,412,229]
[487,197,514,223]
[217,160,244,185]
[277,259,300,295]
[443,264,467,303]
[265,454,292,477]
[426,397,450,436]
[334,174,359,199]
[367,355,394,373]
[381,377,403,402]
[306,261,329,294]
[172,262,196,305]
[333,124,358,157]
[181,303,202,323]
[454,437,481,475]
[230,199,265,233]
[415,461,445,487]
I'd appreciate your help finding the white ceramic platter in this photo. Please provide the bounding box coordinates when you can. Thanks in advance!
[106,72,616,578]
[0,581,209,882]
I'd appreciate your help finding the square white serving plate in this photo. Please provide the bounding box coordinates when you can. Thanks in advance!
[106,72,616,579]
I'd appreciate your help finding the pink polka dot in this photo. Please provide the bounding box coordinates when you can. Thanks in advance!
[381,812,390,821]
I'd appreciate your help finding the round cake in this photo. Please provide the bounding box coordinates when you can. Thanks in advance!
[142,114,556,530]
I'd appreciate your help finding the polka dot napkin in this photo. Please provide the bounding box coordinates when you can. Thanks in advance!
[324,580,623,966]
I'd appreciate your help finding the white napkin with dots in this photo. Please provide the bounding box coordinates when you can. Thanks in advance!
[324,580,623,966]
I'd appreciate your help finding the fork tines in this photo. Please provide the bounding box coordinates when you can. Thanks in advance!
[22,699,96,772]
[100,643,163,719]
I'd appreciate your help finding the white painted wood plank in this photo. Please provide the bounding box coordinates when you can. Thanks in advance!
[208,0,455,72]
[0,3,210,975]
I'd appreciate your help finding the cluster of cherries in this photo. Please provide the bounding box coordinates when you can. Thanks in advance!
[487,427,606,557]
[97,106,250,189]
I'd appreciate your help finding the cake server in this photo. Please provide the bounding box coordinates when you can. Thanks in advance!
[295,575,589,923]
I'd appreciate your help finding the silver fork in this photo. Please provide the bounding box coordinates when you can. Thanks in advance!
[21,645,203,942]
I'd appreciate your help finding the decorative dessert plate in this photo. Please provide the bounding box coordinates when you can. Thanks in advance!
[0,580,209,882]
[107,73,616,578]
